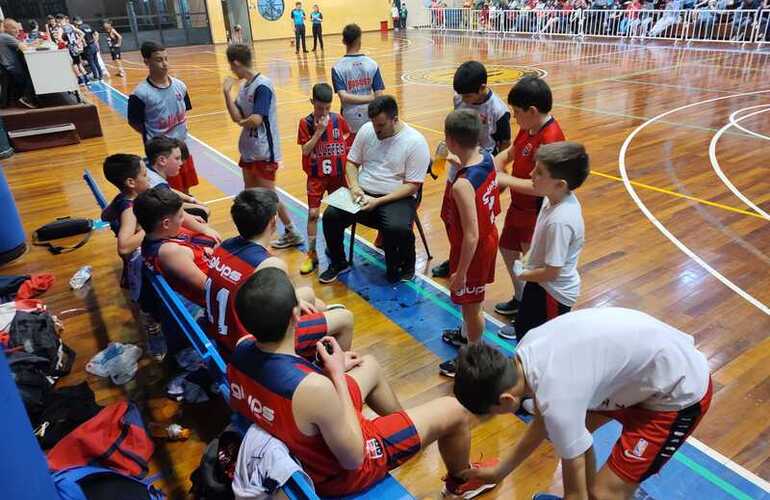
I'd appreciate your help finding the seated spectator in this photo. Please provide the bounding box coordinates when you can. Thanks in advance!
[133,187,218,306]
[204,188,354,358]
[0,18,35,108]
[647,0,683,37]
[228,267,499,498]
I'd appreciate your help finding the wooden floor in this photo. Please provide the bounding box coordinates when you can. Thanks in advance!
[2,31,769,498]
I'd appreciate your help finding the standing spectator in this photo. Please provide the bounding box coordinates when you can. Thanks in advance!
[128,41,199,194]
[731,0,760,40]
[331,24,385,141]
[392,2,401,30]
[103,20,125,77]
[0,19,36,108]
[73,17,102,81]
[400,2,409,28]
[311,4,324,51]
[291,2,309,54]
[320,96,430,284]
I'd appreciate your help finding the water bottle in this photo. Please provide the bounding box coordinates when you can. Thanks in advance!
[69,265,93,289]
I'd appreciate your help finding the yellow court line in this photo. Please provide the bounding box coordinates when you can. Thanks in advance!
[407,123,766,221]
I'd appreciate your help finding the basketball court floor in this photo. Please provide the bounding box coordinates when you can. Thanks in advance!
[3,30,769,498]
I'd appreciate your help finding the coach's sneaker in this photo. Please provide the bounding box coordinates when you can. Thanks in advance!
[442,458,500,498]
[319,261,351,284]
[442,328,468,348]
[532,494,562,500]
[494,297,519,316]
[498,324,517,341]
[432,259,451,278]
[439,358,457,378]
[300,253,318,275]
[271,230,304,249]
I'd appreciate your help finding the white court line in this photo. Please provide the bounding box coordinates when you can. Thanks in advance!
[729,104,770,141]
[98,80,768,491]
[203,195,234,205]
[618,89,770,316]
[709,105,770,221]
[608,78,740,94]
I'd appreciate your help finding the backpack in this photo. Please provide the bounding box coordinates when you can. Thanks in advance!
[48,401,155,478]
[189,426,244,500]
[52,465,164,500]
[9,310,75,378]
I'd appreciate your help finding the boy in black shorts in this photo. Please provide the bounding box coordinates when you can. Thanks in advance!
[103,19,124,77]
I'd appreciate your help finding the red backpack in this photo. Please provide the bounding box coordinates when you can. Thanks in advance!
[47,400,154,477]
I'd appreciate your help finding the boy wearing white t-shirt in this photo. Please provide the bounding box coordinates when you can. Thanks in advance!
[497,141,589,341]
[454,308,713,500]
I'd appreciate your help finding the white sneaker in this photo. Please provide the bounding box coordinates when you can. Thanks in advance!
[271,231,305,249]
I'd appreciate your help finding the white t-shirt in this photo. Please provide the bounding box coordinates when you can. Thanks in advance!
[517,308,711,460]
[525,192,584,306]
[146,166,168,189]
[349,122,430,196]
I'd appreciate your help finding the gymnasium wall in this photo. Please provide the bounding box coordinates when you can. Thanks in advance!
[206,0,228,44]
[247,0,392,41]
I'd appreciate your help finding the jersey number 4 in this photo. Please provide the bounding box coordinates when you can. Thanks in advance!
[204,278,229,337]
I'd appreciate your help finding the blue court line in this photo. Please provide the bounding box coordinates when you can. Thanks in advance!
[90,82,769,500]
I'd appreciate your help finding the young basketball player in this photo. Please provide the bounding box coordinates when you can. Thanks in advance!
[499,142,588,342]
[494,76,565,324]
[228,267,499,498]
[103,19,124,77]
[204,188,353,359]
[297,83,351,274]
[433,60,511,279]
[127,41,199,194]
[134,187,218,307]
[437,110,500,378]
[222,43,304,249]
[454,309,713,500]
[57,14,88,86]
[331,24,385,143]
[145,135,211,221]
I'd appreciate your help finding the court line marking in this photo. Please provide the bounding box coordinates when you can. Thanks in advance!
[729,104,770,141]
[618,89,770,316]
[93,78,770,496]
[608,78,742,94]
[406,121,767,221]
[709,106,770,221]
[203,195,235,205]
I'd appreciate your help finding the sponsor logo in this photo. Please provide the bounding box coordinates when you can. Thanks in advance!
[207,255,244,283]
[632,438,649,458]
[230,382,275,422]
[401,65,547,87]
[455,285,486,296]
[366,438,384,459]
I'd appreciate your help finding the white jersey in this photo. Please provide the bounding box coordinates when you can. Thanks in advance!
[331,54,385,133]
[525,193,584,306]
[129,77,190,143]
[453,91,510,154]
[236,74,281,163]
[517,308,711,459]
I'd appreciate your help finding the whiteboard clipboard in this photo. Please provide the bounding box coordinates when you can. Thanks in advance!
[323,187,362,214]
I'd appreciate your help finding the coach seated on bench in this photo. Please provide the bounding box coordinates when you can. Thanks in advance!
[227,267,499,498]
[320,95,431,284]
[0,18,36,108]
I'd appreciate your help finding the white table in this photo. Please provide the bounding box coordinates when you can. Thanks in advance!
[22,48,80,98]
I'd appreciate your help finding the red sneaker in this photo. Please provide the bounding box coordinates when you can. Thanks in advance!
[442,458,499,499]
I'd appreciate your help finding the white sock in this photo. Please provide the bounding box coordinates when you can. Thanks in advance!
[460,322,468,339]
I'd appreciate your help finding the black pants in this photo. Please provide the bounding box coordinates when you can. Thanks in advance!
[312,23,323,50]
[294,25,307,52]
[515,282,571,341]
[323,194,417,279]
[84,46,101,80]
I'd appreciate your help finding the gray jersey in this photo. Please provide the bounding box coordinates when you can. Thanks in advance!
[453,91,510,154]
[331,54,385,133]
[236,74,281,163]
[129,77,190,143]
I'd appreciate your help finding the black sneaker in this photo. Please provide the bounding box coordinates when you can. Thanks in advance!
[431,260,450,278]
[439,358,457,378]
[442,328,468,348]
[494,297,520,316]
[498,324,517,341]
[319,262,350,284]
[399,268,415,282]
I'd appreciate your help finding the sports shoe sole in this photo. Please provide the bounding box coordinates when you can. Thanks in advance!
[438,367,456,378]
[271,238,305,249]
[441,482,496,499]
[493,304,519,316]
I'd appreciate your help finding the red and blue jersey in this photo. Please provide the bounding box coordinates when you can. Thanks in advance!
[203,236,270,354]
[441,152,500,284]
[141,228,216,306]
[297,112,350,178]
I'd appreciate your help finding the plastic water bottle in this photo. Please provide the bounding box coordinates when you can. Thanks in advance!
[69,265,93,289]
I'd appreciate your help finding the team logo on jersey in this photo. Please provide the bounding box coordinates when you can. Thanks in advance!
[521,143,533,157]
[332,127,340,140]
[366,438,384,459]
[632,439,649,458]
[401,65,547,87]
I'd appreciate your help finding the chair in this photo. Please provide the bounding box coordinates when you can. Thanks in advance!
[348,183,432,265]
[83,169,108,209]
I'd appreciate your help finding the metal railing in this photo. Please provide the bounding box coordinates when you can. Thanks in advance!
[426,8,770,48]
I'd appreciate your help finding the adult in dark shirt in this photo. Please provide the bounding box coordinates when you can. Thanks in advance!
[73,17,102,81]
[0,19,35,108]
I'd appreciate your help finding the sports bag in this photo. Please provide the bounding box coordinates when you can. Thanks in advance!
[32,217,92,254]
[52,465,164,500]
[48,401,155,478]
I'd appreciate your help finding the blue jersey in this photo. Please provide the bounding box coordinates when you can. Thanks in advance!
[101,193,133,236]
[128,77,191,143]
[236,74,281,163]
[331,55,385,133]
[291,9,306,25]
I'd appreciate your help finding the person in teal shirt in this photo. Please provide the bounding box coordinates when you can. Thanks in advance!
[291,2,308,54]
[311,4,324,51]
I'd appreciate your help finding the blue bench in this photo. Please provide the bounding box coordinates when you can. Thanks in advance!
[82,170,414,500]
